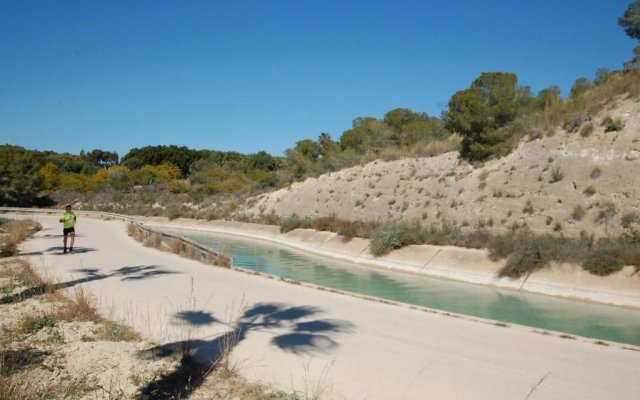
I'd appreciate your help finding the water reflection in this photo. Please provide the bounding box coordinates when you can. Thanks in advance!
[165,229,640,346]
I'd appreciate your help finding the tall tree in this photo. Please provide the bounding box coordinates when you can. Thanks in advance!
[85,149,119,167]
[444,72,532,160]
[121,145,201,177]
[569,77,592,99]
[246,150,277,171]
[620,1,640,69]
[0,145,46,206]
[339,117,393,154]
[536,86,562,110]
[619,1,640,40]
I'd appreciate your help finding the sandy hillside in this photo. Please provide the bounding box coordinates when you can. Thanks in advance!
[239,97,640,238]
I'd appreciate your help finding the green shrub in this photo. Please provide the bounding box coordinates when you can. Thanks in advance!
[602,116,625,132]
[490,233,591,278]
[582,240,625,276]
[499,243,547,278]
[422,220,461,246]
[370,223,424,256]
[168,179,189,194]
[621,212,640,228]
[583,185,596,196]
[562,113,586,133]
[495,234,557,278]
[550,167,564,183]
[20,315,55,334]
[280,215,311,233]
[167,206,181,221]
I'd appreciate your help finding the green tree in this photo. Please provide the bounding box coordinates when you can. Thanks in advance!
[293,139,321,161]
[246,150,277,171]
[569,77,592,99]
[339,117,392,154]
[121,145,200,177]
[594,68,612,86]
[85,149,119,167]
[317,132,337,157]
[619,0,640,40]
[383,108,428,132]
[383,108,433,146]
[444,72,532,160]
[624,45,640,70]
[0,145,47,206]
[536,86,562,110]
[619,2,640,70]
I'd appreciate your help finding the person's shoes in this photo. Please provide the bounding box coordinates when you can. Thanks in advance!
[69,247,73,253]
[63,247,67,254]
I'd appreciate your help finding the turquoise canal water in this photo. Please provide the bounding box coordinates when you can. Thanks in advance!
[167,229,640,346]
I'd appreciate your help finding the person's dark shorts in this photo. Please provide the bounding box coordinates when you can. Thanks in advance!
[63,227,75,235]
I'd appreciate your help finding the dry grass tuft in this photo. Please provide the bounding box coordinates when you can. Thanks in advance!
[0,219,42,257]
[217,329,240,378]
[171,237,183,254]
[98,322,140,342]
[60,286,100,322]
[209,251,232,267]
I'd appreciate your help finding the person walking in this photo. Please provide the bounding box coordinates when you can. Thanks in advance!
[59,205,76,253]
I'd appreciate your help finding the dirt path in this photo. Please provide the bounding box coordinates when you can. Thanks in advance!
[18,214,640,400]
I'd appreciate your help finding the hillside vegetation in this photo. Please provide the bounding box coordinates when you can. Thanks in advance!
[239,74,640,239]
[3,1,640,277]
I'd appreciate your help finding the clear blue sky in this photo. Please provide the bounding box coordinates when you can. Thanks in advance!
[0,0,636,158]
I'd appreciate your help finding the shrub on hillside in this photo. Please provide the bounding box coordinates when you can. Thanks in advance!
[422,220,460,246]
[602,116,625,132]
[168,179,189,194]
[215,175,250,194]
[58,173,88,192]
[490,232,589,278]
[562,113,586,133]
[494,234,558,278]
[280,215,312,233]
[582,240,625,276]
[370,223,424,256]
[313,215,338,231]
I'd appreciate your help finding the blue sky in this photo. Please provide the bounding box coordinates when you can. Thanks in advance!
[0,0,636,158]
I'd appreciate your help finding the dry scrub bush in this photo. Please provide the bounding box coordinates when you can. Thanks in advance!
[150,232,163,249]
[492,233,568,278]
[280,215,312,233]
[571,205,586,221]
[61,286,100,322]
[208,251,231,267]
[99,322,139,342]
[0,358,87,400]
[602,116,625,132]
[579,122,594,137]
[313,215,338,232]
[171,237,183,254]
[0,220,42,257]
[185,244,197,259]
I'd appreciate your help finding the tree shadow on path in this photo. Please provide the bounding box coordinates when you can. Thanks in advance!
[0,265,180,305]
[135,302,355,399]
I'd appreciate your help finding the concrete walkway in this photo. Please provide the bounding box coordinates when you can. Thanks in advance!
[17,215,640,399]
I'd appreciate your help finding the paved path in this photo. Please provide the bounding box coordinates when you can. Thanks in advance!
[18,215,640,399]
